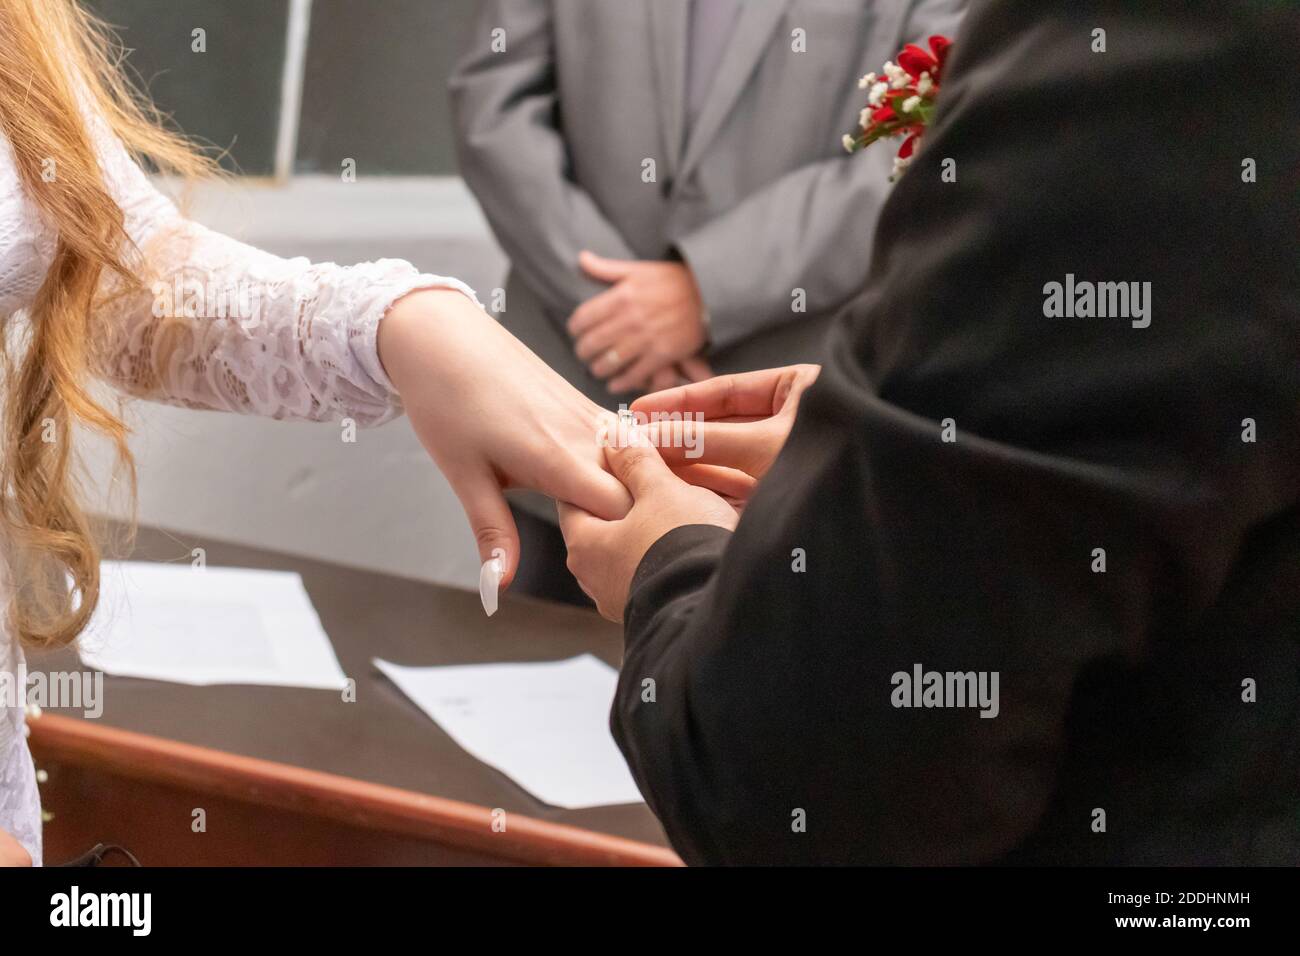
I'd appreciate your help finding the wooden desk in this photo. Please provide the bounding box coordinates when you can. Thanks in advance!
[27,526,680,866]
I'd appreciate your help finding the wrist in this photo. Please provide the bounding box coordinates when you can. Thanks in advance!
[378,287,482,397]
[673,257,710,348]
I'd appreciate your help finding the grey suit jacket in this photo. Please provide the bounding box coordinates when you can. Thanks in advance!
[450,0,966,401]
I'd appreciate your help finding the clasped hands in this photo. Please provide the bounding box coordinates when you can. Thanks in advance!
[559,363,821,621]
[567,250,713,393]
[377,285,816,620]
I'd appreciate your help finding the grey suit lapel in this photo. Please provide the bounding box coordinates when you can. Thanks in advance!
[678,0,791,178]
[647,0,690,177]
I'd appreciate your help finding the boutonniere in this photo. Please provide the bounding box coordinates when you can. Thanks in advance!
[843,35,952,180]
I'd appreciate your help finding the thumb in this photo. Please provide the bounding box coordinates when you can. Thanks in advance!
[448,469,518,617]
[603,425,674,498]
[579,250,636,283]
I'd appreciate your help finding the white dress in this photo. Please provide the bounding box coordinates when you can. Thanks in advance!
[0,112,477,865]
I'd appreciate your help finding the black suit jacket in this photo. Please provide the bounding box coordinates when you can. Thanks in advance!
[612,0,1300,865]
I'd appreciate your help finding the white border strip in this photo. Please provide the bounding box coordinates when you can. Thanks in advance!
[273,0,313,183]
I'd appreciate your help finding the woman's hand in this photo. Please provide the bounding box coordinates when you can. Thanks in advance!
[378,289,632,613]
[629,364,821,505]
[559,425,737,622]
[0,827,32,866]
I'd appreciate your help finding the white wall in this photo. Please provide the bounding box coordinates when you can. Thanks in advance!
[82,176,509,590]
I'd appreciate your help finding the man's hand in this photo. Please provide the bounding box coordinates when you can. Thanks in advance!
[568,251,709,393]
[631,365,821,505]
[646,356,714,393]
[559,423,737,622]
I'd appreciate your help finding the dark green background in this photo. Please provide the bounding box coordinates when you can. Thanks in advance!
[89,0,479,176]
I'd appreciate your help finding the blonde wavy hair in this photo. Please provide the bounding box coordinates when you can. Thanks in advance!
[0,0,213,650]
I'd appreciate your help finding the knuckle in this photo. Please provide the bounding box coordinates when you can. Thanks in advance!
[473,525,508,551]
[617,448,652,483]
[719,375,740,417]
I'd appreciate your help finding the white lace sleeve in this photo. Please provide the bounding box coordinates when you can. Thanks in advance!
[93,125,479,427]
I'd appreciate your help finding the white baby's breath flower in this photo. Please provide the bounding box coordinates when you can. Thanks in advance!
[857,71,877,90]
[842,133,856,152]
[902,95,921,113]
[916,71,933,96]
[884,60,909,89]
[859,107,872,128]
[867,81,888,107]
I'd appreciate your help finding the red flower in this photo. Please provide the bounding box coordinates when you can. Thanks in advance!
[897,131,922,159]
[897,42,938,80]
[928,35,952,78]
[899,35,953,83]
[843,33,953,179]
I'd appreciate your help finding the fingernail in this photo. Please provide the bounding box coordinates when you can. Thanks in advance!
[479,557,503,617]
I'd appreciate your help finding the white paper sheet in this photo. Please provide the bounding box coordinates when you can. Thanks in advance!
[374,654,643,809]
[78,561,348,690]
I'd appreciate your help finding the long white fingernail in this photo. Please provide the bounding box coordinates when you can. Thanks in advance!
[479,557,503,617]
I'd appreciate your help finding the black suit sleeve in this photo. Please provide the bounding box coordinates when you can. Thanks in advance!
[612,0,1300,865]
